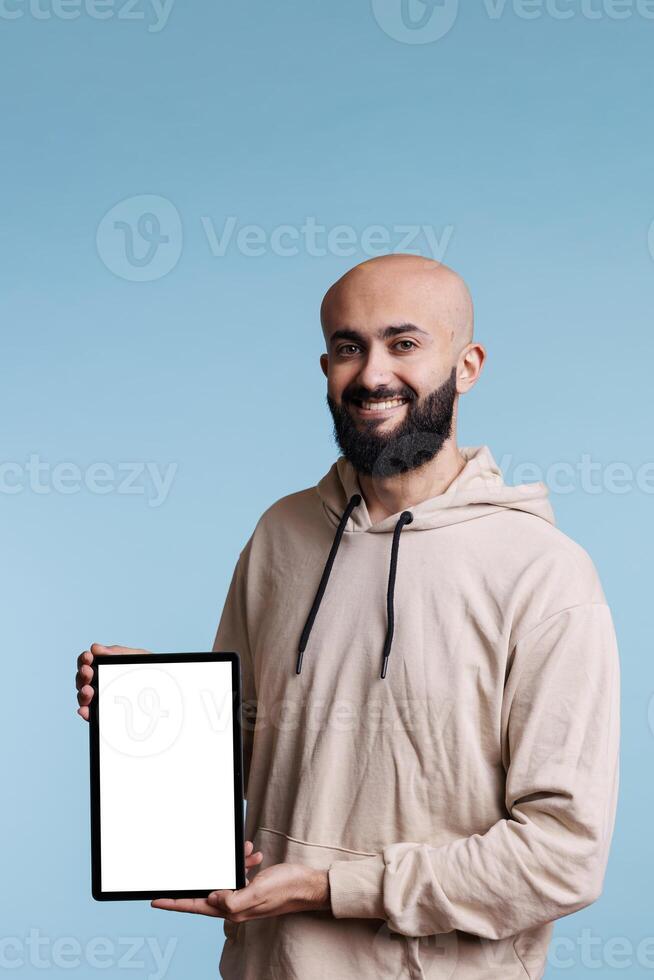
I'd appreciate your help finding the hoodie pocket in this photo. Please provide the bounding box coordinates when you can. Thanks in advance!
[415,930,531,979]
[251,826,419,980]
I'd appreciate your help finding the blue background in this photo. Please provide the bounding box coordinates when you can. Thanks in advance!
[2,0,653,975]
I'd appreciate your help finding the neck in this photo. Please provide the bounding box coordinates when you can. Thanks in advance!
[356,437,467,525]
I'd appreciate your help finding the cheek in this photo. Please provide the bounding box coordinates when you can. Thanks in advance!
[399,368,433,398]
[418,363,453,393]
[328,363,357,394]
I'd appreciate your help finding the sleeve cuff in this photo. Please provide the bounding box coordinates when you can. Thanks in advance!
[328,854,386,920]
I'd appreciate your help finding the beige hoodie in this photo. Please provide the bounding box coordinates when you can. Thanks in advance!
[213,446,620,980]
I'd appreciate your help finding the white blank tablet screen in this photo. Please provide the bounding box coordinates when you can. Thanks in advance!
[97,660,236,892]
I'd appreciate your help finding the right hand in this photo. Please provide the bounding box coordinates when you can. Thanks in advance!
[75,643,150,721]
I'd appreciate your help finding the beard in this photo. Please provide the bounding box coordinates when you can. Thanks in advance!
[326,367,457,479]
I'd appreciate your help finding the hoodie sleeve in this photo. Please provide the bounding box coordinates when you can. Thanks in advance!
[328,602,620,940]
[211,539,257,801]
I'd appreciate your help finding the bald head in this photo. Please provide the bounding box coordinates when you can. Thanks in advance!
[321,254,474,354]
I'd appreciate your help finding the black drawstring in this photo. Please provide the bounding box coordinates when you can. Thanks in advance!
[295,495,413,679]
[381,510,413,679]
[295,493,362,675]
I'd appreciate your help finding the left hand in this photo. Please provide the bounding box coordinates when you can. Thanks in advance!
[151,860,330,922]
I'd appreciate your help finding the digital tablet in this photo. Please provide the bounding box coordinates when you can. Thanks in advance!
[89,652,245,901]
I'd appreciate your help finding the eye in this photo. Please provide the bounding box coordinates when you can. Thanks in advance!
[394,339,417,351]
[337,344,361,356]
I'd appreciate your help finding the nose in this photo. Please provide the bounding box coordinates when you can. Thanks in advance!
[355,344,396,393]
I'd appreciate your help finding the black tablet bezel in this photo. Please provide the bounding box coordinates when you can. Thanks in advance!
[89,651,246,901]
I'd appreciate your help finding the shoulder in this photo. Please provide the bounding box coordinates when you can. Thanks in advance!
[257,484,320,530]
[506,510,601,586]
[495,512,609,637]
[241,484,322,559]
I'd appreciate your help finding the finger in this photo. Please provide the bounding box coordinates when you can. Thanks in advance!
[76,664,93,691]
[245,851,263,869]
[90,643,149,656]
[77,684,94,707]
[90,643,120,656]
[244,841,264,864]
[77,706,89,721]
[77,650,93,669]
[206,891,235,915]
[150,897,222,917]
[208,889,267,916]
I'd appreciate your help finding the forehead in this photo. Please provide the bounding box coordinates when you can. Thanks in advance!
[321,268,451,340]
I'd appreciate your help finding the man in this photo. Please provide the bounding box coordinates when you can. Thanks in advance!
[76,254,620,980]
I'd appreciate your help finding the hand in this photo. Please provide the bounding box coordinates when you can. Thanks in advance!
[75,643,150,721]
[151,852,330,921]
[150,840,265,917]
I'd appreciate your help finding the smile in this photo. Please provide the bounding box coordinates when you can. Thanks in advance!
[351,397,409,417]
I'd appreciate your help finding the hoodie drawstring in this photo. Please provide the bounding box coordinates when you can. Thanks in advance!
[381,509,414,678]
[295,494,413,679]
[295,493,361,676]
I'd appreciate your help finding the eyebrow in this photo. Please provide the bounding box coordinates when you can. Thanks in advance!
[328,323,432,347]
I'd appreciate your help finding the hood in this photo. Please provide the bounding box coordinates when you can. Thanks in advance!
[296,446,555,680]
[316,445,555,533]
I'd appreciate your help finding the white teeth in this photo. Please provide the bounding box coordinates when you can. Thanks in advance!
[360,398,407,411]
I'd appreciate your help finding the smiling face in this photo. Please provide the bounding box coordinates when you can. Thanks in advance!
[320,255,480,477]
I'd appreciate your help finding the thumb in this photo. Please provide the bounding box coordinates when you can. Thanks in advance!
[90,643,149,655]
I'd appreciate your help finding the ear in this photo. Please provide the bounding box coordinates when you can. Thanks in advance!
[320,353,329,378]
[456,342,486,394]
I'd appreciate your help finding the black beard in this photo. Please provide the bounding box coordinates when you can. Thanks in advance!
[326,367,457,479]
